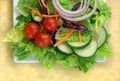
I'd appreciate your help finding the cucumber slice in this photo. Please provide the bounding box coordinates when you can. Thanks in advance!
[97,27,107,48]
[67,36,91,49]
[74,41,97,57]
[57,43,73,54]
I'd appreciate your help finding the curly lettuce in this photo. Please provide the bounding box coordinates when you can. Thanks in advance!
[82,0,111,32]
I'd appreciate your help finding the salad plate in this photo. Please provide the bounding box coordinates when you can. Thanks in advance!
[13,0,106,63]
[3,0,112,72]
[13,0,38,63]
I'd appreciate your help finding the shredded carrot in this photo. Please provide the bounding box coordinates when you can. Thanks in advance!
[78,31,82,42]
[26,6,42,16]
[58,30,72,37]
[26,6,59,17]
[54,10,58,20]
[54,30,74,47]
[72,54,76,57]
[92,37,97,40]
[58,34,66,37]
[42,14,59,17]
[41,0,47,8]
[54,10,58,15]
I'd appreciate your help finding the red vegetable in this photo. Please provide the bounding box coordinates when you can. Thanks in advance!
[35,33,51,48]
[43,17,58,32]
[24,22,40,39]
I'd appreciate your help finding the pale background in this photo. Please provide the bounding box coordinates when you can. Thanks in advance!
[0,0,120,81]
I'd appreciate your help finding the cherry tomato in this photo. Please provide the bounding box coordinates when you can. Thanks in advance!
[24,22,40,39]
[43,17,58,32]
[35,33,51,48]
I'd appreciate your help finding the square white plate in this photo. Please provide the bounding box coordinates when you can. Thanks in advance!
[13,0,106,63]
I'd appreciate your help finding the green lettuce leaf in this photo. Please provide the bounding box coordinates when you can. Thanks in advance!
[77,55,96,72]
[16,0,39,17]
[47,0,55,14]
[57,55,79,69]
[59,0,73,10]
[95,44,113,58]
[82,0,111,32]
[3,22,25,42]
[16,14,33,23]
[56,51,96,72]
[55,27,91,42]
[12,38,29,60]
[12,38,57,70]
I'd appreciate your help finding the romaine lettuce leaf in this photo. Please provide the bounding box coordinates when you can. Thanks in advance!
[12,38,29,60]
[56,51,96,72]
[47,0,55,14]
[16,14,33,23]
[12,38,57,70]
[16,0,39,17]
[57,55,79,69]
[3,22,25,42]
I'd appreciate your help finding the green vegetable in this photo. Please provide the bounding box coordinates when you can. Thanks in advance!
[77,55,96,72]
[3,12,34,42]
[56,27,91,42]
[12,38,57,70]
[47,0,55,14]
[16,14,33,23]
[59,0,73,10]
[95,44,113,58]
[3,22,25,42]
[57,54,79,69]
[82,0,111,32]
[16,0,39,17]
[56,51,96,72]
[12,38,29,60]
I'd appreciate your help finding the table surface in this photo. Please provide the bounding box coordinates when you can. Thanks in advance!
[0,0,120,81]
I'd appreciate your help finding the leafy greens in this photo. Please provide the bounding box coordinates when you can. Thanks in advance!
[3,0,113,72]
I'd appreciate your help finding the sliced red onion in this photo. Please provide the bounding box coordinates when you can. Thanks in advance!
[79,0,84,10]
[52,0,87,17]
[72,2,82,11]
[52,0,98,21]
[63,24,89,31]
[59,0,98,21]
[39,0,47,14]
[59,0,88,17]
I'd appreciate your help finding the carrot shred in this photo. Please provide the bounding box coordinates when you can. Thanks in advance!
[26,6,59,17]
[72,54,76,56]
[41,0,47,8]
[26,6,42,16]
[53,30,74,47]
[58,34,66,37]
[42,14,59,17]
[54,10,58,20]
[92,37,97,40]
[78,31,82,42]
